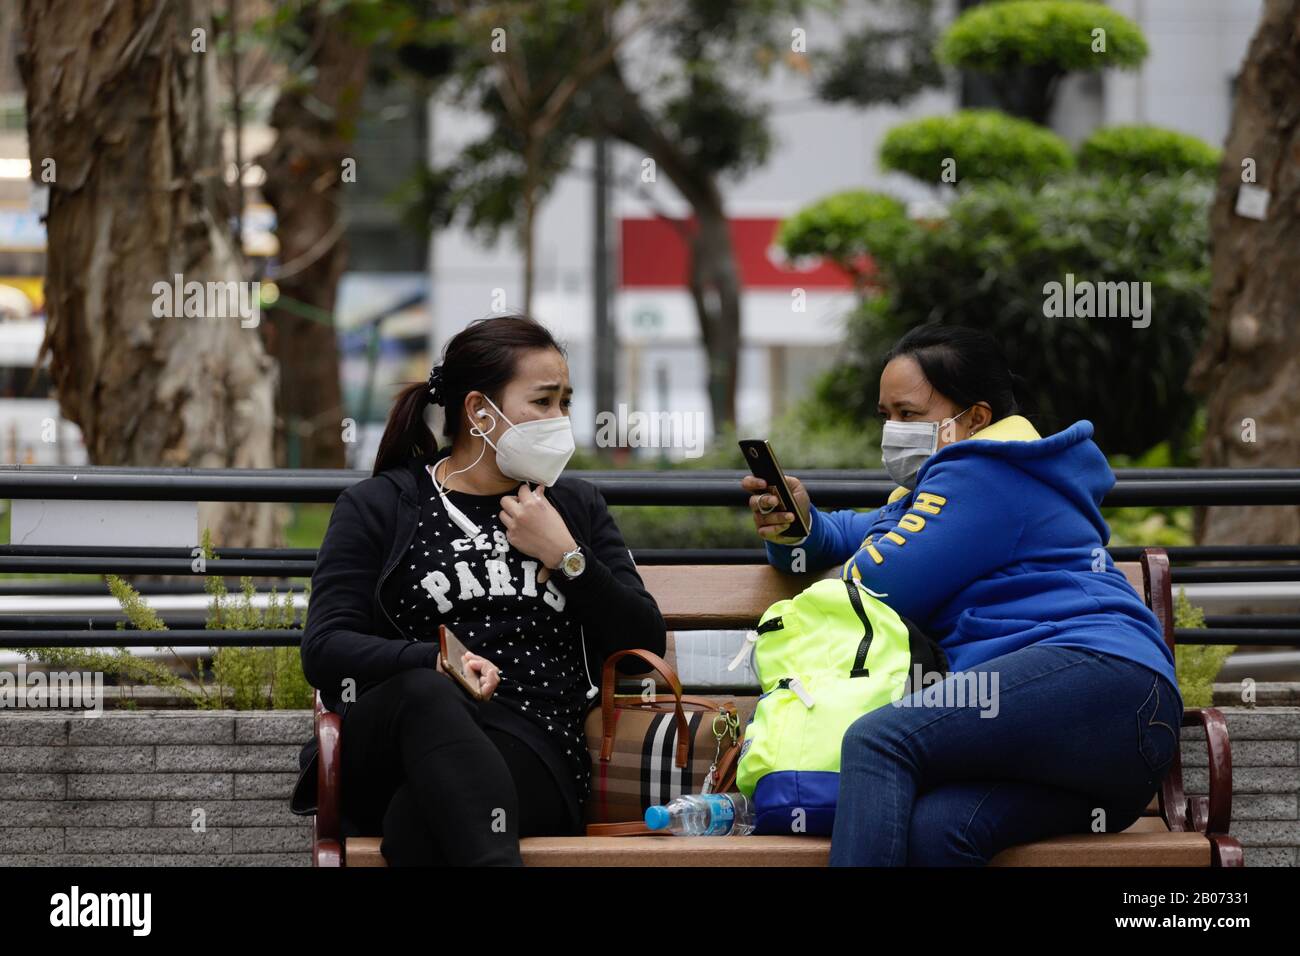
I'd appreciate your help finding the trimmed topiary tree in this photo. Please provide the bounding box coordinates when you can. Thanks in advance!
[775,190,912,290]
[820,172,1213,457]
[1079,124,1222,179]
[880,109,1074,185]
[939,0,1149,123]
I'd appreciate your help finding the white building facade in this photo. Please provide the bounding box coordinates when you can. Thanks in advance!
[426,0,1264,458]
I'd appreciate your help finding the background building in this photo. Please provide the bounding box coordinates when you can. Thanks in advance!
[427,0,1265,459]
[0,0,1271,467]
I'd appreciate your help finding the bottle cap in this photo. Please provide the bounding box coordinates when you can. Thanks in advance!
[644,805,670,830]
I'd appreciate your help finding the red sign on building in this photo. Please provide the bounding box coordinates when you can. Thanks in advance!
[619,217,859,290]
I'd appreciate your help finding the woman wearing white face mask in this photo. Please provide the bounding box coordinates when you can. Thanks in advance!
[744,324,1182,866]
[294,314,666,865]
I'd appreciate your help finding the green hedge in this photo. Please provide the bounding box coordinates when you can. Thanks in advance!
[821,172,1212,457]
[775,190,911,279]
[582,411,883,551]
[880,110,1074,184]
[1079,124,1221,178]
[939,0,1148,72]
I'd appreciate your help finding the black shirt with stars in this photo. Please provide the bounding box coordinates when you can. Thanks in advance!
[381,461,593,820]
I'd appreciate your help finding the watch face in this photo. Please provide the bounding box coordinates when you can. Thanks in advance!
[563,550,586,576]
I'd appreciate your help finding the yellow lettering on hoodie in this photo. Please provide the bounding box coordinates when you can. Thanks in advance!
[898,513,926,533]
[913,492,947,515]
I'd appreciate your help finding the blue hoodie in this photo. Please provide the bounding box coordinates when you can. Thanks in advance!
[764,415,1178,689]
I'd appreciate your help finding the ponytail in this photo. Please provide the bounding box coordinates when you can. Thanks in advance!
[371,382,438,477]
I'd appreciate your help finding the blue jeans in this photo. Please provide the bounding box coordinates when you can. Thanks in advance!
[829,644,1184,866]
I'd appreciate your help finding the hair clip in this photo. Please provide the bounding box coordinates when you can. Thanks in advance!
[427,364,446,406]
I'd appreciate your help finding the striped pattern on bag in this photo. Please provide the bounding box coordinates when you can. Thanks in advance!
[584,695,757,825]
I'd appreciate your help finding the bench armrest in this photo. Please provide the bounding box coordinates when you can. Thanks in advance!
[314,691,343,861]
[1182,706,1233,835]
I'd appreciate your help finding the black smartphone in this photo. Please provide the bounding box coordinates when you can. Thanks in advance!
[739,439,810,540]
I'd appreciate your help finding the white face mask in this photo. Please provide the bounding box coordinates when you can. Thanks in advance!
[476,394,576,486]
[880,407,973,490]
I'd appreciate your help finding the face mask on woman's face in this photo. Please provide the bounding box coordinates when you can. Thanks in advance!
[880,406,973,490]
[474,394,575,486]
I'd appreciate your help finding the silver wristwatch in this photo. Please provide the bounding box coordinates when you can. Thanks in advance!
[557,545,587,579]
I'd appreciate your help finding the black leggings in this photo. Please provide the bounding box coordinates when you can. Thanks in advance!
[340,667,575,866]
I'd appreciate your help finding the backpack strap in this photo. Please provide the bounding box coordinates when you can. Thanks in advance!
[844,579,875,678]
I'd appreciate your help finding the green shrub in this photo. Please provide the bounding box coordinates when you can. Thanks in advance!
[5,528,313,710]
[776,190,912,285]
[600,403,883,551]
[823,172,1211,456]
[1079,124,1221,179]
[1173,586,1230,709]
[207,572,313,710]
[880,110,1074,184]
[939,0,1148,73]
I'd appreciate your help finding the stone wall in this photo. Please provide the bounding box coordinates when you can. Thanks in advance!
[0,711,311,866]
[0,706,1295,866]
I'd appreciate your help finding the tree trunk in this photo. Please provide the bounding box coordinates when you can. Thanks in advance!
[689,199,741,430]
[987,63,1062,126]
[520,134,541,313]
[1187,0,1300,547]
[257,9,369,470]
[19,0,281,548]
[594,69,743,431]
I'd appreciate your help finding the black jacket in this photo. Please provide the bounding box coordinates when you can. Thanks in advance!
[289,448,667,818]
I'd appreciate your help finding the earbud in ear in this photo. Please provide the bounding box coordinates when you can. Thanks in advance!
[476,410,487,418]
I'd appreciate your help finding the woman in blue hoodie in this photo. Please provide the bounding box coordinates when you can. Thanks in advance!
[744,325,1183,866]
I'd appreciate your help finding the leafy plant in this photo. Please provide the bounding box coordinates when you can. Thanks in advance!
[938,0,1147,123]
[880,110,1074,185]
[206,566,313,711]
[596,401,884,550]
[939,1,1148,73]
[1173,586,1230,709]
[8,528,312,710]
[1078,124,1221,179]
[816,172,1212,456]
[775,190,913,289]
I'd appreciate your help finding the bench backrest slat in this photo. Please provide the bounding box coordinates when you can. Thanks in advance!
[640,561,1149,631]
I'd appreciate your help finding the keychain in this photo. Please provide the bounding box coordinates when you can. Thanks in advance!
[701,709,742,794]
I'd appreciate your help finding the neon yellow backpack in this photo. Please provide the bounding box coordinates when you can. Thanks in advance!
[735,577,948,834]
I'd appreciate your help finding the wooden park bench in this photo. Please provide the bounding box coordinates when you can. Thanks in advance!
[310,547,1241,867]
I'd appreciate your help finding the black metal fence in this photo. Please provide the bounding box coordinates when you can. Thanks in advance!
[0,465,1298,650]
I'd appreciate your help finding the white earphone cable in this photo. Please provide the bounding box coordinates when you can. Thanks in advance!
[429,408,497,537]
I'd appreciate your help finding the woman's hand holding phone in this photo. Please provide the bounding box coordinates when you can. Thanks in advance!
[436,649,501,701]
[742,474,812,545]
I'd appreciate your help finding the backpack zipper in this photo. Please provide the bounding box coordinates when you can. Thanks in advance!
[777,676,815,708]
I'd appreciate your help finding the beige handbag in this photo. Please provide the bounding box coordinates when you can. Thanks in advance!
[583,648,745,834]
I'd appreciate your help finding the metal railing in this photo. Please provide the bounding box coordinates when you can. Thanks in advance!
[0,465,1298,651]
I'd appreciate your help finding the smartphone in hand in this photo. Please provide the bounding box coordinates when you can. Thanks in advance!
[739,439,810,540]
[439,625,484,700]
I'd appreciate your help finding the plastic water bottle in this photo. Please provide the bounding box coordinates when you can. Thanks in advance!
[644,792,755,836]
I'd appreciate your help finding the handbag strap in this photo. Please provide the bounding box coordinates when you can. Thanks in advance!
[713,735,742,793]
[600,648,689,768]
[610,693,731,712]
